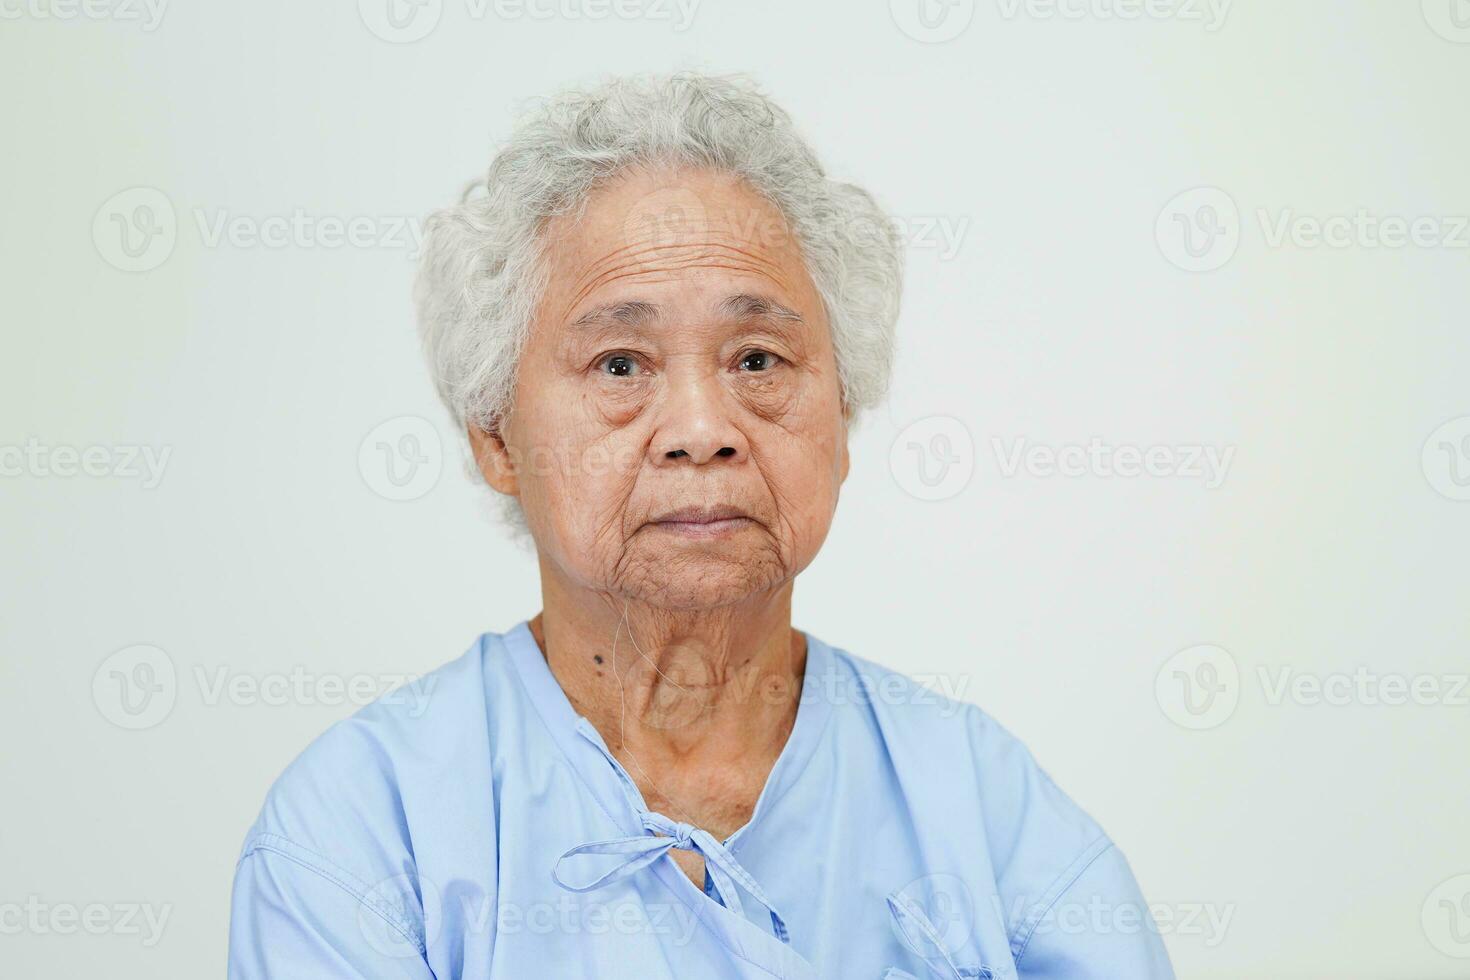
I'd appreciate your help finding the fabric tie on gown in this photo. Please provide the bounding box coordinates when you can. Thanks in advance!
[554,810,992,979]
[552,808,791,943]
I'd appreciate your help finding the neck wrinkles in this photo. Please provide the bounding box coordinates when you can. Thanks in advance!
[528,586,806,764]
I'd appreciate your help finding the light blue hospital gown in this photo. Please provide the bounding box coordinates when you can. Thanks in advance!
[228,621,1175,979]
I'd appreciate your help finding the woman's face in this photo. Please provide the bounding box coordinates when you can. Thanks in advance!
[475,165,850,610]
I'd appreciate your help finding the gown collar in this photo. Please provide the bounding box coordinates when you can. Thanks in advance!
[501,616,835,849]
[501,618,988,979]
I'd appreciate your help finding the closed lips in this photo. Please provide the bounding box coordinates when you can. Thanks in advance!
[649,505,751,525]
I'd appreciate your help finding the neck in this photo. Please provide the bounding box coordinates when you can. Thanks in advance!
[529,562,807,770]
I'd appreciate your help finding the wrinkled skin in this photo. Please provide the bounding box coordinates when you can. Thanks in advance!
[468,165,853,883]
[473,165,849,610]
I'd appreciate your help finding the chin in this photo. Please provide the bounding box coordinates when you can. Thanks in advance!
[617,550,788,611]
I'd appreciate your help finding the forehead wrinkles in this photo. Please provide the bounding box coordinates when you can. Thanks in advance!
[554,237,802,324]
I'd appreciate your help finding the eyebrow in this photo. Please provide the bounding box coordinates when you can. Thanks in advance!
[570,300,663,329]
[569,294,804,330]
[715,293,804,324]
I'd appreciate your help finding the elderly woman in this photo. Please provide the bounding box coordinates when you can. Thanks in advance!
[228,74,1174,980]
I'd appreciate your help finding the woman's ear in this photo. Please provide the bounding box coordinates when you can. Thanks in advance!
[836,413,852,486]
[467,423,519,497]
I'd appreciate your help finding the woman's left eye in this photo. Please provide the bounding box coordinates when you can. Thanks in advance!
[739,350,780,372]
[599,353,640,377]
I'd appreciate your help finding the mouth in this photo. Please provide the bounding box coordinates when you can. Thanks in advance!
[646,504,756,539]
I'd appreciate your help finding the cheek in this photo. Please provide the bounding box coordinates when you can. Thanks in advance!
[753,404,847,547]
[511,406,642,568]
[767,445,841,528]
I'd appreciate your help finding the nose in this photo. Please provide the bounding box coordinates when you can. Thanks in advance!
[648,372,748,466]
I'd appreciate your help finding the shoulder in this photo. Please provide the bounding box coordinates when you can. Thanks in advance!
[234,631,506,888]
[826,642,1107,838]
[820,638,1161,964]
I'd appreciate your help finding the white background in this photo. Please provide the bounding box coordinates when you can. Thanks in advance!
[3,1,1469,977]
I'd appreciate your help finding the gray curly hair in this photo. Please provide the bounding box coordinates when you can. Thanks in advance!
[414,72,903,519]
